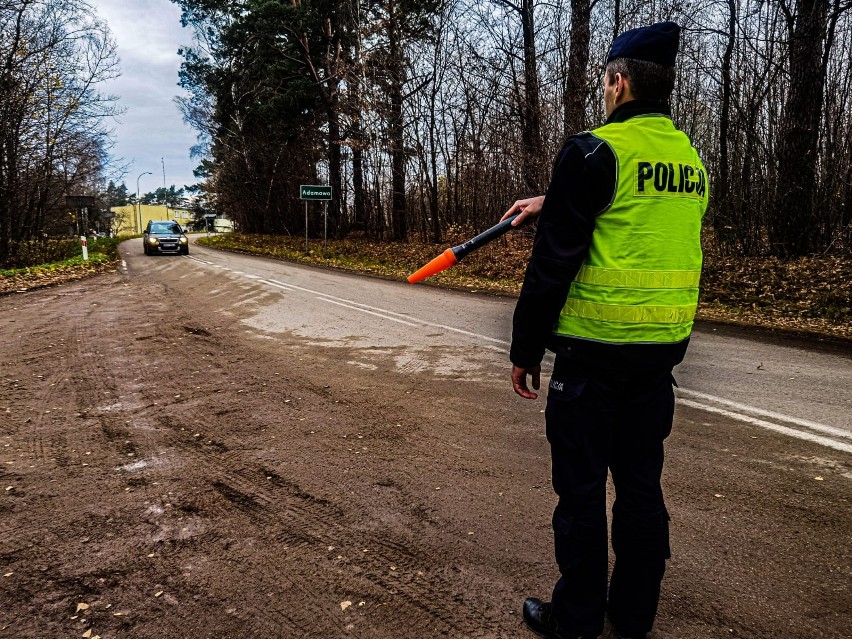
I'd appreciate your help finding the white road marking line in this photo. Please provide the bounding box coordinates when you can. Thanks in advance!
[260,278,424,328]
[317,298,423,327]
[677,398,852,454]
[677,389,851,440]
[258,278,296,292]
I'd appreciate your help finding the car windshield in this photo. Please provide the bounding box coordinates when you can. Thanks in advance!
[150,223,181,234]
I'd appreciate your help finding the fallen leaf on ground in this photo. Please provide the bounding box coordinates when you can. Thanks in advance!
[340,600,352,611]
[76,603,90,613]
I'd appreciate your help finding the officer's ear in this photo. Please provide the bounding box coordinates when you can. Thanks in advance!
[615,72,634,102]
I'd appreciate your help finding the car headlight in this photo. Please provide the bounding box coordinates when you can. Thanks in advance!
[180,236,188,244]
[147,237,159,245]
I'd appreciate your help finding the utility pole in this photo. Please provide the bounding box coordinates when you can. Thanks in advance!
[137,171,152,232]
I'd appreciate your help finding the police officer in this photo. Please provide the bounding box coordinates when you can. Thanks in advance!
[503,22,708,639]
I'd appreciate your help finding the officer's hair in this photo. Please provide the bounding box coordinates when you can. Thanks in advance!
[606,58,676,102]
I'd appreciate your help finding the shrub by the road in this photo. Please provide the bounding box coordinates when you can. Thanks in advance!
[0,236,122,294]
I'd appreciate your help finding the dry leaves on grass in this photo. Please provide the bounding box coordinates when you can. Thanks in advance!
[0,259,118,296]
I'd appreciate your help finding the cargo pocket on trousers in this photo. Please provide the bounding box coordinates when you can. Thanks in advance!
[546,376,587,402]
[545,376,588,445]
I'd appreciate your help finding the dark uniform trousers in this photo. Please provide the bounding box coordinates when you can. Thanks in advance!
[545,352,674,637]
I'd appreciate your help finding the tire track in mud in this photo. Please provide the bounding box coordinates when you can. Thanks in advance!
[135,409,352,636]
[70,303,160,468]
[136,392,497,637]
[93,331,491,639]
[8,299,102,474]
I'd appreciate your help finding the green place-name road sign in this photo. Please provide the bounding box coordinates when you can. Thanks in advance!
[300,185,332,200]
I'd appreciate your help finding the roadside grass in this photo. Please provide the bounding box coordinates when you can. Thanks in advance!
[198,232,852,341]
[0,237,123,294]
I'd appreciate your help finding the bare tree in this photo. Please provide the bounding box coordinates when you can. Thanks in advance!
[0,0,119,264]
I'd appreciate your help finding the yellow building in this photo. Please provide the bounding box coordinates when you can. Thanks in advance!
[110,204,196,235]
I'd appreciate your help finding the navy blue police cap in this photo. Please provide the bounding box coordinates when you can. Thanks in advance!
[607,21,681,67]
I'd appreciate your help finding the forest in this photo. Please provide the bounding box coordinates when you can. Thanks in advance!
[172,0,852,257]
[1,0,851,268]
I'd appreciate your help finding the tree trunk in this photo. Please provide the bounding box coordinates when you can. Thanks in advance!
[715,0,737,253]
[563,0,591,138]
[520,0,543,194]
[388,0,407,242]
[613,0,621,40]
[429,122,441,243]
[771,0,829,256]
[327,99,343,236]
[352,143,366,230]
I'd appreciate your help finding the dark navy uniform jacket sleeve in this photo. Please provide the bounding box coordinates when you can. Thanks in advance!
[509,133,617,369]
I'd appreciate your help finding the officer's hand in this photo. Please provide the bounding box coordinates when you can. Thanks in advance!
[501,196,545,227]
[512,365,541,400]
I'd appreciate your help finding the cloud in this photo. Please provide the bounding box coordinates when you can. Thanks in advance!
[91,0,200,189]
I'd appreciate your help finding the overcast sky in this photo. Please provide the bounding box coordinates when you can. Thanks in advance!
[92,0,199,195]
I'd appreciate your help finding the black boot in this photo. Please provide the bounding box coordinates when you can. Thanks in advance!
[522,598,597,639]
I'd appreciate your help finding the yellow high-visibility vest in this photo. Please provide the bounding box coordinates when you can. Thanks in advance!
[555,114,708,344]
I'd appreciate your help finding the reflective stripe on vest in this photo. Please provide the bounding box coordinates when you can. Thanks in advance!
[561,299,699,325]
[555,115,708,344]
[574,265,702,289]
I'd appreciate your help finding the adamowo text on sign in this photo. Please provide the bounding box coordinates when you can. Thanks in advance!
[299,185,332,200]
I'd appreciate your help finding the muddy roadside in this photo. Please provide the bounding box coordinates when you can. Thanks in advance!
[1,267,850,639]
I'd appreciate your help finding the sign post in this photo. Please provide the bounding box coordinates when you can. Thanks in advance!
[299,185,332,255]
[80,236,88,261]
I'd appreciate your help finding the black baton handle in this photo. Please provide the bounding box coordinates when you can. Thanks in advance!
[451,213,520,261]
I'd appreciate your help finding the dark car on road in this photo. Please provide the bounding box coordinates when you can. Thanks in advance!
[143,221,190,255]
